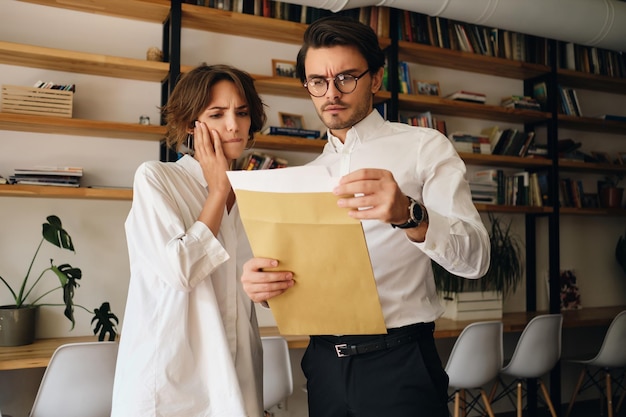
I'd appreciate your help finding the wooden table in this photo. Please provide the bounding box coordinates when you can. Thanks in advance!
[1,305,623,371]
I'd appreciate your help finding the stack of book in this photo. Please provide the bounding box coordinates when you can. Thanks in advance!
[500,95,542,111]
[480,125,536,157]
[469,169,501,205]
[263,126,322,139]
[238,152,288,171]
[445,90,486,104]
[448,131,491,154]
[9,166,83,187]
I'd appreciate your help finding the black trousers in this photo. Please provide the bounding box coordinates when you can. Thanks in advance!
[301,323,449,417]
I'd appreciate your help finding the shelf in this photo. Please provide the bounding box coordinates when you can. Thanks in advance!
[398,41,551,80]
[461,153,552,169]
[17,0,171,24]
[558,114,626,135]
[474,204,553,214]
[256,134,326,153]
[399,93,551,124]
[0,113,166,140]
[558,159,626,175]
[0,41,169,82]
[559,206,626,216]
[0,184,133,201]
[558,68,626,95]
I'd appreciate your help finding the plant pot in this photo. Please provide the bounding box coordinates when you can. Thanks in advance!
[0,305,39,346]
[599,187,624,208]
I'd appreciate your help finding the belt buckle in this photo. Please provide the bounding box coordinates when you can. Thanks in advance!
[334,343,348,357]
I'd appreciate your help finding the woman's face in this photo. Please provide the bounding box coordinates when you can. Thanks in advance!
[196,79,252,161]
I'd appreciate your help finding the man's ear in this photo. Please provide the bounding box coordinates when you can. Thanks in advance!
[371,67,384,94]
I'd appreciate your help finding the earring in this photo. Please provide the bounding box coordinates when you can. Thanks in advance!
[181,133,194,155]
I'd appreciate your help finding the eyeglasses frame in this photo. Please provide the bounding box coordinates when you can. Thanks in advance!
[303,69,370,97]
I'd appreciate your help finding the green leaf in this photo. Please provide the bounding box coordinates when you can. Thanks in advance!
[51,263,82,328]
[91,302,119,341]
[42,215,75,252]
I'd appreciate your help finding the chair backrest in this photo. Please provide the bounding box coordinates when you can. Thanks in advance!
[29,341,118,417]
[501,314,563,379]
[445,321,503,389]
[591,310,626,368]
[262,336,293,410]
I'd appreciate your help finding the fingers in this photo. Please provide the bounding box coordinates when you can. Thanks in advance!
[242,258,294,303]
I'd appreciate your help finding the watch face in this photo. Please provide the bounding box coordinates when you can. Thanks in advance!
[411,201,423,223]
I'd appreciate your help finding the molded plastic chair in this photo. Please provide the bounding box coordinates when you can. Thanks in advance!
[565,310,626,417]
[29,341,118,417]
[262,336,293,411]
[445,321,503,417]
[489,314,563,417]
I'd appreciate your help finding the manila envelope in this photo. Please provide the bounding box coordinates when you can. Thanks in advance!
[233,186,386,336]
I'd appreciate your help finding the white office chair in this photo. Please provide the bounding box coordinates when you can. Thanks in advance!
[445,321,503,417]
[262,336,293,411]
[489,314,563,417]
[565,310,626,417]
[29,341,118,417]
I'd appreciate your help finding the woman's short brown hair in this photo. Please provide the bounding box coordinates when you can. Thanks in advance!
[162,64,267,152]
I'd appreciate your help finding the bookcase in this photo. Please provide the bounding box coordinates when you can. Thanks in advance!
[1,2,625,413]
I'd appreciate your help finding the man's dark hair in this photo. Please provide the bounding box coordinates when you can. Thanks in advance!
[296,15,386,83]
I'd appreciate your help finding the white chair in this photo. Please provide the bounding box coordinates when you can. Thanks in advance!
[29,341,118,417]
[445,321,503,417]
[489,314,563,417]
[565,310,626,417]
[262,336,293,411]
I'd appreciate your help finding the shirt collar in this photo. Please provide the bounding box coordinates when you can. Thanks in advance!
[176,154,207,188]
[327,110,386,153]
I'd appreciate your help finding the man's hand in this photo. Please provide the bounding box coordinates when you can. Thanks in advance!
[241,257,294,303]
[333,168,409,224]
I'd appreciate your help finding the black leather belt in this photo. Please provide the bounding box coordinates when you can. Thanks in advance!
[334,332,420,357]
[315,322,435,358]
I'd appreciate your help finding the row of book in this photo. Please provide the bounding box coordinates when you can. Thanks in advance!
[470,169,548,207]
[8,166,83,187]
[399,111,447,136]
[558,86,583,117]
[449,126,536,157]
[559,41,626,79]
[32,80,76,92]
[183,1,390,37]
[237,152,288,171]
[396,11,549,66]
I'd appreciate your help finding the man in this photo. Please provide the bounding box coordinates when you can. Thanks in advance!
[241,16,490,417]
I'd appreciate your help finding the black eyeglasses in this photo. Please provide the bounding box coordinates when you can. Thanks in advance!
[303,69,369,97]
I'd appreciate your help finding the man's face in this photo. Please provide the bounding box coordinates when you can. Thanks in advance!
[304,45,383,142]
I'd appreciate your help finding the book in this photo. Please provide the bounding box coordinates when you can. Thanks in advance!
[596,114,626,123]
[264,126,321,139]
[14,166,83,177]
[445,90,486,103]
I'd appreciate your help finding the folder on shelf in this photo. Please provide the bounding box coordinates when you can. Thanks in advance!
[227,166,386,336]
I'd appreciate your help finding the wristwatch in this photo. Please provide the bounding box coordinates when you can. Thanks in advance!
[391,195,428,229]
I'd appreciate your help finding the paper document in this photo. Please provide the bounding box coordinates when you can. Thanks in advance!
[227,166,386,335]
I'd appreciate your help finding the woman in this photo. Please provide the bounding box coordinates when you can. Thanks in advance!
[112,64,267,417]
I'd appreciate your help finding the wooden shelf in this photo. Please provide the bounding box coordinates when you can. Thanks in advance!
[398,41,551,80]
[460,153,552,169]
[559,206,626,216]
[558,68,626,95]
[256,134,326,153]
[398,93,551,124]
[17,0,171,23]
[0,41,169,82]
[3,305,622,370]
[0,184,133,200]
[0,113,166,140]
[558,159,626,174]
[558,114,626,135]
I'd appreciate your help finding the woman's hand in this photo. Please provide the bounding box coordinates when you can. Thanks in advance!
[241,257,294,303]
[194,120,231,197]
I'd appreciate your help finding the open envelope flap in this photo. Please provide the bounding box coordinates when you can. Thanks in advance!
[234,189,387,335]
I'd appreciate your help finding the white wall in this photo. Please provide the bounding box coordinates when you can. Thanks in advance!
[1,1,625,416]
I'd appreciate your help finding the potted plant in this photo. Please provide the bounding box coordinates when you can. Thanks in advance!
[616,229,626,275]
[0,215,118,346]
[433,213,524,320]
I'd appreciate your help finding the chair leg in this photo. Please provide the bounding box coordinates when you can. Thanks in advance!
[517,382,523,417]
[617,380,626,412]
[460,389,466,417]
[480,388,496,417]
[566,369,586,417]
[488,378,499,403]
[539,380,558,417]
[606,370,614,417]
[454,391,460,417]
